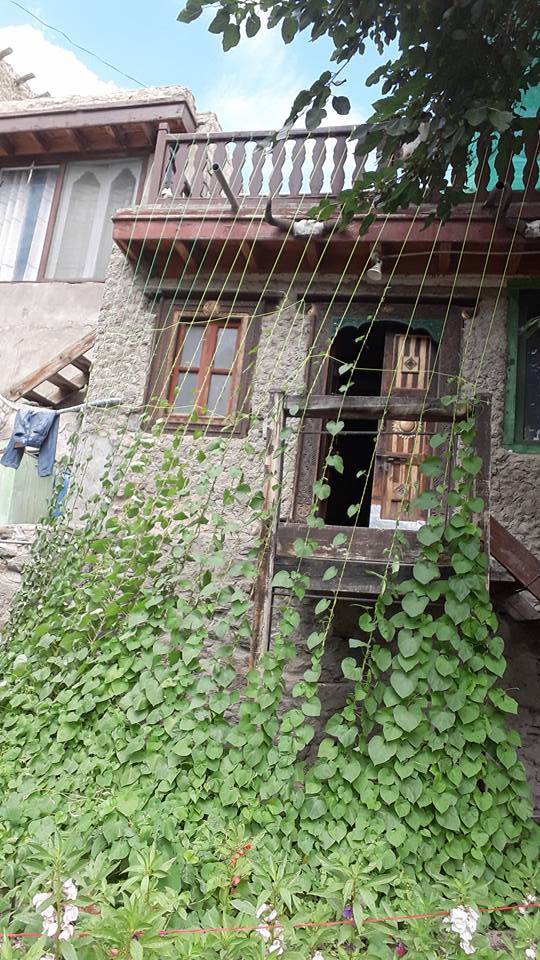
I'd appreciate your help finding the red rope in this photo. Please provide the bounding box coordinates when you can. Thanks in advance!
[3,902,538,939]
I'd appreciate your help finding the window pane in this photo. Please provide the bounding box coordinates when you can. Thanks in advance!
[214,326,239,369]
[52,170,100,279]
[46,159,141,280]
[95,168,137,278]
[207,374,231,416]
[523,326,540,442]
[0,167,57,281]
[180,326,204,368]
[173,371,198,411]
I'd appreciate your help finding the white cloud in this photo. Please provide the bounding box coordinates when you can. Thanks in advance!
[0,25,118,96]
[201,19,364,133]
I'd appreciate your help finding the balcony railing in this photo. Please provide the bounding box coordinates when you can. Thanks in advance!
[146,123,367,204]
[146,120,539,207]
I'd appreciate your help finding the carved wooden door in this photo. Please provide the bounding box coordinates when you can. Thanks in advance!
[370,332,433,525]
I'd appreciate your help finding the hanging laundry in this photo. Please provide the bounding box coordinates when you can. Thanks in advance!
[0,408,59,477]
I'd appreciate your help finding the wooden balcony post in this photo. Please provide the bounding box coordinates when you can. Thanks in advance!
[145,121,170,203]
[472,393,491,568]
[251,391,285,662]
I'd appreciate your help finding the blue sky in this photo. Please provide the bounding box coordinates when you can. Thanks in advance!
[0,0,387,129]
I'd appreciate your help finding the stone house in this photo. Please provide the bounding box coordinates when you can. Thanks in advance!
[0,55,538,814]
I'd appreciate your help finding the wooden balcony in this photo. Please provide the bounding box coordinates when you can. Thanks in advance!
[113,121,540,280]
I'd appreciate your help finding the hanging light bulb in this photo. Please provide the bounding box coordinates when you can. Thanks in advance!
[366,246,383,282]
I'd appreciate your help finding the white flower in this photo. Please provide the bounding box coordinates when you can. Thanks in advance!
[63,879,78,901]
[42,918,58,938]
[32,892,53,911]
[256,926,272,942]
[444,905,479,954]
[63,905,79,925]
[525,945,537,960]
[58,925,74,942]
[266,910,278,922]
[39,954,55,960]
[268,941,285,956]
[312,952,325,960]
[256,903,271,919]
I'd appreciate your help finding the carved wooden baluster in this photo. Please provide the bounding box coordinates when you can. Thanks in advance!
[171,142,191,197]
[248,139,266,196]
[210,139,228,200]
[309,134,326,194]
[288,135,306,195]
[494,129,515,189]
[269,139,287,196]
[351,142,367,184]
[190,138,211,199]
[330,135,348,194]
[474,131,493,201]
[230,137,247,196]
[523,114,539,199]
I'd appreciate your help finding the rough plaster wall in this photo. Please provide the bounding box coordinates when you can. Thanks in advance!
[498,616,540,817]
[0,58,32,102]
[0,282,102,397]
[461,289,540,556]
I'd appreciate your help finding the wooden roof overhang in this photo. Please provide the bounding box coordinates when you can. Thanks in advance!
[0,97,197,161]
[112,198,540,280]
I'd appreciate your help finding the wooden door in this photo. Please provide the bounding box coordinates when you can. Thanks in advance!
[371,332,433,525]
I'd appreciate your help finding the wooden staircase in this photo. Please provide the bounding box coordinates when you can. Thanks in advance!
[490,516,540,603]
[7,330,96,409]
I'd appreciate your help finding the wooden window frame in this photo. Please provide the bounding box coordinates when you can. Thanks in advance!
[0,152,148,284]
[168,317,242,418]
[146,299,263,436]
[504,280,540,454]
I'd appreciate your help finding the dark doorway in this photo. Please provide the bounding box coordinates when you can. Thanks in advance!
[322,321,434,527]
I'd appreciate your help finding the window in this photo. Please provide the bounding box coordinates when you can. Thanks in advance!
[0,166,58,280]
[0,157,142,282]
[46,159,140,280]
[504,287,540,452]
[169,317,242,418]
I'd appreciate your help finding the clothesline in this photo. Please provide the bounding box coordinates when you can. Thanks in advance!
[0,395,124,414]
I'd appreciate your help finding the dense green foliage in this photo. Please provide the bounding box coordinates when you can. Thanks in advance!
[0,403,538,956]
[178,0,539,221]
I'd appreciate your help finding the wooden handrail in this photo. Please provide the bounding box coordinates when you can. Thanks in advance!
[283,394,472,422]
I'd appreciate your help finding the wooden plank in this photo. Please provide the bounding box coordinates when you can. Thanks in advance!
[490,516,540,602]
[273,555,425,597]
[7,330,96,401]
[284,394,469,422]
[47,372,81,393]
[276,522,422,564]
[70,355,91,374]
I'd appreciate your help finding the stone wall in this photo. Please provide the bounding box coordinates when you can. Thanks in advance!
[462,289,540,555]
[0,524,34,633]
[0,56,32,102]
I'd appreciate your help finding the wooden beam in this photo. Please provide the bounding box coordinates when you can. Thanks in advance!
[15,72,35,85]
[0,100,196,137]
[238,240,258,270]
[438,242,452,274]
[70,355,91,374]
[273,555,419,597]
[490,516,540,602]
[284,394,470,422]
[111,124,128,147]
[8,330,96,402]
[140,122,155,146]
[277,522,422,564]
[47,372,80,393]
[0,133,15,155]
[174,239,198,271]
[303,238,319,270]
[70,128,89,150]
[24,389,53,407]
[31,131,50,152]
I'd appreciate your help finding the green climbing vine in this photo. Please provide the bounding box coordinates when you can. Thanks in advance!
[0,398,538,958]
